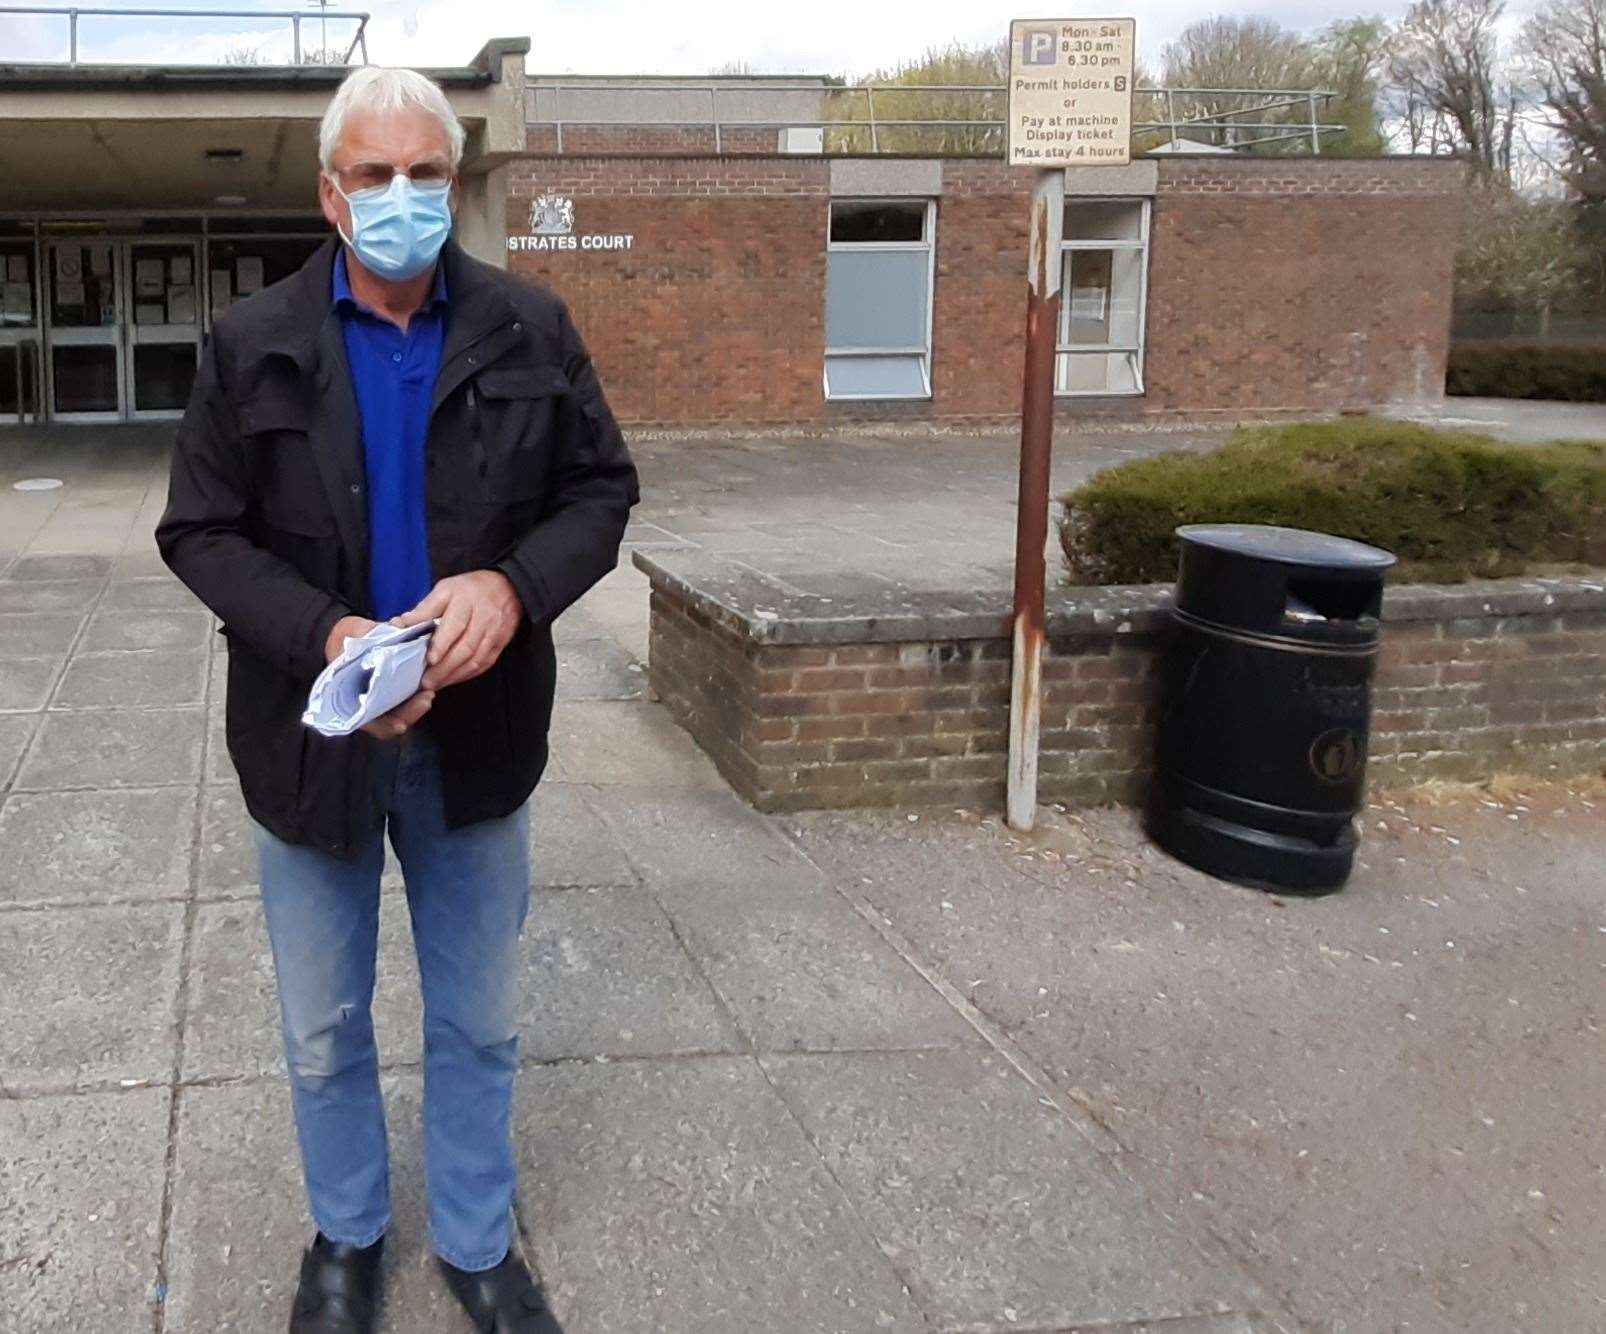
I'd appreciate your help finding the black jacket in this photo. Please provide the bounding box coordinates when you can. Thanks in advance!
[157,238,639,857]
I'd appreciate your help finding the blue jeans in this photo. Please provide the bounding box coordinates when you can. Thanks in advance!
[252,732,531,1272]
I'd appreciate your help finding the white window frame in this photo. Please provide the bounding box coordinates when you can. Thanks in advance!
[1056,196,1150,398]
[823,198,937,402]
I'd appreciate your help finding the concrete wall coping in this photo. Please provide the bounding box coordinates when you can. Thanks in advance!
[634,550,1606,647]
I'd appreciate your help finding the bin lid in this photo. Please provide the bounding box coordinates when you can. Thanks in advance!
[1176,524,1396,572]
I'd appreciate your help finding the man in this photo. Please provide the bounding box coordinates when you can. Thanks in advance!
[157,65,638,1334]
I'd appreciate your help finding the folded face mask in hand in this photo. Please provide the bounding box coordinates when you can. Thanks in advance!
[302,620,439,738]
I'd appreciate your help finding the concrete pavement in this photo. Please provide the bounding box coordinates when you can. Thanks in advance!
[1,414,1603,1333]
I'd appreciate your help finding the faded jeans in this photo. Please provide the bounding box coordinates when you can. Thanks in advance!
[251,731,531,1272]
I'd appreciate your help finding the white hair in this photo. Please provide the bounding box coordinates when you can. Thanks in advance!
[318,65,465,172]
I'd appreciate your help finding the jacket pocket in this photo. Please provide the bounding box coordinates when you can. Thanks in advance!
[471,364,570,503]
[240,394,337,537]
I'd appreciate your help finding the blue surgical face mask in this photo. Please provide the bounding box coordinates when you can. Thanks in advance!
[329,172,453,281]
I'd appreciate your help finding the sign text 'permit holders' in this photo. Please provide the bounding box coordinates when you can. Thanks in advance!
[1007,18,1136,167]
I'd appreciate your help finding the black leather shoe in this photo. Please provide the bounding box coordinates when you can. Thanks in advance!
[288,1233,384,1334]
[439,1251,564,1333]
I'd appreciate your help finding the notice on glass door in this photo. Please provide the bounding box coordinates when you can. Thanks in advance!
[5,255,26,283]
[2,283,30,320]
[88,245,112,277]
[135,258,165,296]
[167,285,197,325]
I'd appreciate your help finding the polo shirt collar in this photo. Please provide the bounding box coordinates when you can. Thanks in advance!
[332,246,449,315]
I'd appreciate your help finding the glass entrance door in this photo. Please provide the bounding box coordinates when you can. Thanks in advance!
[124,240,202,419]
[45,240,122,421]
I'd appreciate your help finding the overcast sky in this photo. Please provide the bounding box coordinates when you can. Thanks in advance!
[1,0,1542,75]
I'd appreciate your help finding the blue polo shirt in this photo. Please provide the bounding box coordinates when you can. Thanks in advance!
[332,249,447,620]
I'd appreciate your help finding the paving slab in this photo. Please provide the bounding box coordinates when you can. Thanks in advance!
[0,902,183,1092]
[0,785,196,906]
[0,579,102,614]
[0,655,60,711]
[0,611,85,657]
[527,783,637,889]
[547,700,725,789]
[580,786,821,894]
[80,607,213,653]
[555,635,646,701]
[163,1076,471,1333]
[197,783,257,894]
[15,705,205,790]
[183,895,422,1082]
[100,575,200,612]
[2,553,112,582]
[522,886,742,1061]
[650,865,982,1054]
[760,1048,1267,1332]
[0,1088,170,1333]
[52,648,208,709]
[0,711,38,786]
[513,1056,926,1334]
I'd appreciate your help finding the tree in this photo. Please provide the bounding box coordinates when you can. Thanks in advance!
[1524,0,1606,259]
[1313,17,1390,155]
[1390,0,1516,175]
[825,41,1011,154]
[1456,182,1594,333]
[1160,17,1320,151]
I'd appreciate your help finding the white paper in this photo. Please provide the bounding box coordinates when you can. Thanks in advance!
[57,279,85,307]
[135,258,164,295]
[302,620,438,738]
[236,256,264,294]
[167,285,197,325]
[210,269,232,317]
[170,255,192,285]
[135,302,165,325]
[2,282,31,320]
[54,245,82,281]
[87,245,111,277]
[4,255,26,283]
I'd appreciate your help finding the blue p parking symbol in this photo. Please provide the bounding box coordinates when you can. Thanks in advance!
[1022,28,1056,65]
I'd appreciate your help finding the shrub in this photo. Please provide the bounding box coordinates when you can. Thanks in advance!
[1446,342,1606,402]
[1059,419,1606,586]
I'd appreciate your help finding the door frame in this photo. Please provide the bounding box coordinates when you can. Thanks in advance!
[43,238,123,423]
[42,235,204,423]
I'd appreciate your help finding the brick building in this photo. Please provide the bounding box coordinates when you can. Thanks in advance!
[505,152,1463,428]
[0,47,1464,428]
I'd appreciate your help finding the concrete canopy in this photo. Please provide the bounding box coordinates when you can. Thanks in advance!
[0,38,528,219]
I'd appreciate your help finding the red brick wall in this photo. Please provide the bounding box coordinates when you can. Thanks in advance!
[507,159,828,424]
[504,154,1464,428]
[644,573,1606,813]
[1145,160,1463,414]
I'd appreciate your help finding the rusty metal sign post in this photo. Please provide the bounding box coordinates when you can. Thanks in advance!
[1006,18,1136,831]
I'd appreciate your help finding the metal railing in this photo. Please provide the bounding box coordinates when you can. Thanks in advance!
[529,82,1345,156]
[0,5,370,66]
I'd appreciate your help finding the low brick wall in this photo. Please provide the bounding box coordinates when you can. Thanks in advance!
[638,553,1606,812]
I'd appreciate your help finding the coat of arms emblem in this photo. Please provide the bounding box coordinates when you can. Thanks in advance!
[529,194,576,236]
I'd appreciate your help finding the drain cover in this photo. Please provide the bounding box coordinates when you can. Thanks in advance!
[13,478,63,492]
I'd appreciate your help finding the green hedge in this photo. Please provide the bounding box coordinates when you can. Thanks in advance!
[1447,342,1606,402]
[1059,419,1606,586]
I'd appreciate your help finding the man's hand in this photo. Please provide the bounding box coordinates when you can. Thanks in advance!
[393,570,522,692]
[324,614,436,740]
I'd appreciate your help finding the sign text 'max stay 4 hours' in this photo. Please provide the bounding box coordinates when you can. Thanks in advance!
[1007,18,1136,167]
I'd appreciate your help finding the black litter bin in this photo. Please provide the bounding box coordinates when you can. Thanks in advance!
[1148,524,1396,894]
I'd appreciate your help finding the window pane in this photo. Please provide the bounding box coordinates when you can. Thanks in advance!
[132,343,198,412]
[826,248,929,350]
[830,201,926,243]
[825,354,927,398]
[52,345,119,413]
[1056,351,1140,394]
[1065,200,1143,242]
[1061,248,1143,347]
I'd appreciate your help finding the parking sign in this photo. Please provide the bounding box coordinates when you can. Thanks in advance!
[1007,17,1136,167]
